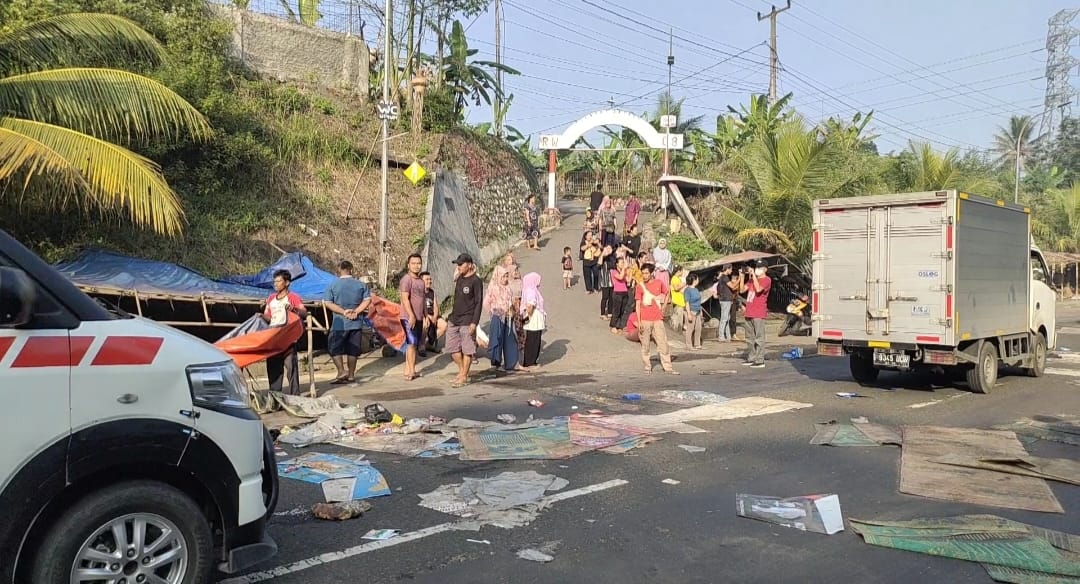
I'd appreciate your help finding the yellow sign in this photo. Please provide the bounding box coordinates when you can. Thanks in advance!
[404,161,427,185]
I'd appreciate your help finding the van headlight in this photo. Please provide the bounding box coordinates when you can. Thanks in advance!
[186,361,251,410]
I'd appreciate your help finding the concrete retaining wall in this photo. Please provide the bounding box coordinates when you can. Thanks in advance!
[221,7,369,94]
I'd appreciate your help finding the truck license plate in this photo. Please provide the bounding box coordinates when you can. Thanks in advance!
[873,350,910,368]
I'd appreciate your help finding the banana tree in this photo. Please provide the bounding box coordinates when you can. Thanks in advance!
[728,92,793,141]
[276,0,321,26]
[442,19,519,116]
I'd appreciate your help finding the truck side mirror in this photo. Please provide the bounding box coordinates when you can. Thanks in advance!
[0,266,35,328]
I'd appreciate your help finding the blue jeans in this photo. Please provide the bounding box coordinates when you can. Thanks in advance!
[718,301,733,340]
[487,315,519,370]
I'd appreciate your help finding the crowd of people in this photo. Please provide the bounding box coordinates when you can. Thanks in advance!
[570,184,775,371]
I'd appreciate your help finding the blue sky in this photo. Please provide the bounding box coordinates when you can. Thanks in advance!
[242,0,1075,154]
[457,0,1074,154]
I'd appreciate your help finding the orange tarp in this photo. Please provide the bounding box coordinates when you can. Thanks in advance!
[215,313,303,369]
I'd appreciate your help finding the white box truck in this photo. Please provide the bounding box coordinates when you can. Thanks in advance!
[0,229,278,582]
[811,190,1056,393]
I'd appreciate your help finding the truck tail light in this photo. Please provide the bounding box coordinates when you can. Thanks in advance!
[924,349,956,365]
[945,295,953,318]
[813,230,821,253]
[945,225,953,250]
[817,342,844,357]
[812,292,819,314]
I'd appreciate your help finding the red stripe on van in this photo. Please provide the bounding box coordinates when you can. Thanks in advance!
[91,336,164,366]
[916,335,941,343]
[0,337,14,361]
[12,336,94,367]
[821,330,843,338]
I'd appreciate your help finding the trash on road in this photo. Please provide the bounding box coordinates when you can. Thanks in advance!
[528,399,545,408]
[361,529,400,541]
[900,426,1063,513]
[661,478,681,485]
[278,453,391,500]
[995,415,1080,446]
[497,414,517,424]
[930,454,1080,487]
[678,445,707,453]
[416,439,463,458]
[516,549,554,563]
[835,392,864,398]
[466,539,491,545]
[851,514,1080,581]
[418,471,569,529]
[810,419,901,447]
[622,393,642,401]
[656,390,729,406]
[698,369,737,375]
[736,493,844,535]
[311,500,372,521]
[780,347,804,360]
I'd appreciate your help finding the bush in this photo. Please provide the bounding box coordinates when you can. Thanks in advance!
[666,232,718,265]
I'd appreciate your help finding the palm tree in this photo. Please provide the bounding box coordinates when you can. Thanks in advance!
[1033,183,1080,252]
[904,142,998,194]
[442,19,519,117]
[0,13,211,235]
[992,114,1035,171]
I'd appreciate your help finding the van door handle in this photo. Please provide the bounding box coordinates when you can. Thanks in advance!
[116,393,138,404]
[889,295,918,302]
[840,295,867,301]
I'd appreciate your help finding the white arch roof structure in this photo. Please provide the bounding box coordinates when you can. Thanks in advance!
[537,109,683,150]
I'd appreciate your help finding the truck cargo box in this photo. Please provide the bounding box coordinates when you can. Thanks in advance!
[812,190,1030,347]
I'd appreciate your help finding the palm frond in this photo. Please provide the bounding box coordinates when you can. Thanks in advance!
[1,117,184,235]
[734,227,796,252]
[0,13,164,76]
[299,0,322,25]
[0,68,212,144]
[0,125,87,194]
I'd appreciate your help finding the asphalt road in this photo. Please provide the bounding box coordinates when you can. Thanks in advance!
[225,324,1080,584]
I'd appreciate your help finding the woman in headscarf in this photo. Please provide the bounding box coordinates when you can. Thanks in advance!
[520,272,546,369]
[522,195,540,251]
[652,238,673,288]
[583,209,598,233]
[598,195,619,248]
[484,265,521,371]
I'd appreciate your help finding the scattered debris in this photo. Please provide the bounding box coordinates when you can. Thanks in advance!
[622,393,642,401]
[780,347,804,360]
[528,399,545,408]
[930,454,1080,486]
[516,549,554,563]
[416,440,463,458]
[736,493,844,535]
[698,369,737,375]
[656,390,729,405]
[497,414,517,424]
[810,419,901,447]
[466,539,491,545]
[835,392,864,398]
[587,409,603,415]
[900,426,1063,513]
[995,415,1080,446]
[661,478,681,485]
[361,529,400,541]
[678,445,707,453]
[851,514,1080,581]
[311,500,372,521]
[417,471,569,528]
[278,453,391,500]
[571,406,579,410]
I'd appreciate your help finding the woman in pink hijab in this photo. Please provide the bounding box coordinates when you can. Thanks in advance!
[484,265,521,371]
[520,272,546,368]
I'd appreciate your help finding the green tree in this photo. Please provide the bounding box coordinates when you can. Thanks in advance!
[1033,183,1080,252]
[442,19,519,116]
[991,114,1035,170]
[0,13,210,235]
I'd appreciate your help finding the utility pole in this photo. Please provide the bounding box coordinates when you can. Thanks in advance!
[378,0,392,288]
[494,0,503,137]
[758,0,791,105]
[1015,117,1032,204]
[663,28,673,176]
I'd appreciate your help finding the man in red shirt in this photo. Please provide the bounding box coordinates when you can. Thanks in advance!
[635,263,679,374]
[739,259,772,368]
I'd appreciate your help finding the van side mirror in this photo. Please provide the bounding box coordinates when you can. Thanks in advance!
[0,266,35,328]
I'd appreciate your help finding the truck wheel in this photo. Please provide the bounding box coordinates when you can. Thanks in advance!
[1026,333,1047,378]
[31,481,214,584]
[849,352,879,385]
[966,342,999,394]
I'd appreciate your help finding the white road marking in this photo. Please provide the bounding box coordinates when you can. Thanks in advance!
[907,393,969,409]
[221,479,629,583]
[1046,367,1080,377]
[1050,352,1080,361]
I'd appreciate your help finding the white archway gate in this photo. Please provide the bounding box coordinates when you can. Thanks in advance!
[538,109,684,209]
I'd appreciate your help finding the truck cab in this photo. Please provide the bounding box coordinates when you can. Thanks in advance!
[0,230,277,583]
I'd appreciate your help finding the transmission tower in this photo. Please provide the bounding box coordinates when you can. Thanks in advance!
[1038,9,1079,140]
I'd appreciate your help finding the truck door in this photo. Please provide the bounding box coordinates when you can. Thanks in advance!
[0,258,72,497]
[874,203,951,342]
[1030,250,1057,349]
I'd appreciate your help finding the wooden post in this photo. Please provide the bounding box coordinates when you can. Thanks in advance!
[307,314,316,398]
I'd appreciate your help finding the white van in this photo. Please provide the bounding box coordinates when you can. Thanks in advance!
[0,230,277,583]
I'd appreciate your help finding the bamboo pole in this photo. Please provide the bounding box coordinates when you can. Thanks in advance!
[307,314,316,398]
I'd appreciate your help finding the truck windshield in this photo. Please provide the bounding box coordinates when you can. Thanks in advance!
[1031,252,1049,284]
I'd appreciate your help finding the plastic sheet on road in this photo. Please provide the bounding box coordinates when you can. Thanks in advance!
[418,471,569,529]
[810,419,901,447]
[277,453,391,500]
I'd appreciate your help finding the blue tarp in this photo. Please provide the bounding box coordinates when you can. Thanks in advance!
[55,250,336,302]
[223,252,336,301]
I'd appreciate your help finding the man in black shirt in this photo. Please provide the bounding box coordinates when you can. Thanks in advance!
[714,263,738,342]
[589,183,604,212]
[446,253,484,387]
[622,225,642,256]
[420,271,440,355]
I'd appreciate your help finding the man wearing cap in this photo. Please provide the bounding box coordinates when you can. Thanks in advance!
[713,263,737,342]
[739,260,772,368]
[447,253,484,387]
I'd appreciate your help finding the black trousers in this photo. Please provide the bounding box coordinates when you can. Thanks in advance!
[523,330,543,367]
[600,286,613,315]
[582,262,599,292]
[267,344,300,395]
[425,317,438,347]
[610,291,628,328]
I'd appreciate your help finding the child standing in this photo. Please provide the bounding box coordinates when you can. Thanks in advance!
[561,246,573,289]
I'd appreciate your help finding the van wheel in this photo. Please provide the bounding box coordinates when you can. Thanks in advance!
[1026,333,1047,378]
[31,481,213,584]
[966,342,999,394]
[849,352,879,385]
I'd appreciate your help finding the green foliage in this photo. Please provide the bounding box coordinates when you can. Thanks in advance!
[442,19,519,116]
[420,86,461,132]
[665,232,717,264]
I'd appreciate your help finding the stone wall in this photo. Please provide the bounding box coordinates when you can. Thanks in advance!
[220,7,369,95]
[422,131,542,302]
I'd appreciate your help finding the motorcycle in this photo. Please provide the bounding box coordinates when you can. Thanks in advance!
[778,294,812,337]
